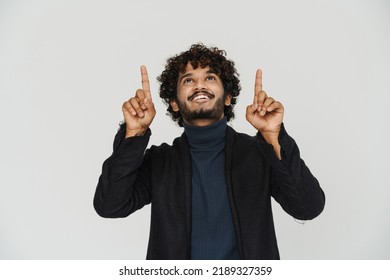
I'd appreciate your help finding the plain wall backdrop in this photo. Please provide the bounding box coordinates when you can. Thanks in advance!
[0,0,389,259]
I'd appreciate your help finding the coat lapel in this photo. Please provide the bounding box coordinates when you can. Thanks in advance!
[225,126,244,258]
[179,132,192,258]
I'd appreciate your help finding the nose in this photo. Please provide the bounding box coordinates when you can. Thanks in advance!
[194,78,207,92]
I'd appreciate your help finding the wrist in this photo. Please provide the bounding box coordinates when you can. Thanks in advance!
[259,131,279,145]
[125,128,148,138]
[259,131,282,160]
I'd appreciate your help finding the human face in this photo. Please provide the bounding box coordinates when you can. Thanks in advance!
[170,63,232,126]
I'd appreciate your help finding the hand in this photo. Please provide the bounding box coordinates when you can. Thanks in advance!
[246,68,284,136]
[122,65,156,138]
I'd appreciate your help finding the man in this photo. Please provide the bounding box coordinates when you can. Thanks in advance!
[94,43,325,260]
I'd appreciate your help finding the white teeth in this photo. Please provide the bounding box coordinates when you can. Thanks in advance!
[193,94,210,100]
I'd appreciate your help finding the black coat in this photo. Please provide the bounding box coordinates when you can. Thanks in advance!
[94,124,325,259]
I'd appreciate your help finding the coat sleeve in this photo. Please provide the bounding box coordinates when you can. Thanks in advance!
[257,124,325,220]
[93,124,152,218]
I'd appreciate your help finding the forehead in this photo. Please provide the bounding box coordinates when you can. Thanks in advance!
[179,63,212,77]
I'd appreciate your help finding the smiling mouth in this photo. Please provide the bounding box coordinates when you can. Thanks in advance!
[188,92,214,102]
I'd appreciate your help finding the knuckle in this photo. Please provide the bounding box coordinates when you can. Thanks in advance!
[123,101,131,109]
[130,99,139,107]
[136,89,144,96]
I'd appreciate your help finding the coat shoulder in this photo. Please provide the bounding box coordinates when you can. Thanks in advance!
[147,134,185,158]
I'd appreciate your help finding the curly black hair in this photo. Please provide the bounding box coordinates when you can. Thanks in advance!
[157,43,241,126]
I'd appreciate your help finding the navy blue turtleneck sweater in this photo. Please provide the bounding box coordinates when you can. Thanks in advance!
[184,118,240,260]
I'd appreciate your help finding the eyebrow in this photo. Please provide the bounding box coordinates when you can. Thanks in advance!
[178,70,217,83]
[178,73,192,83]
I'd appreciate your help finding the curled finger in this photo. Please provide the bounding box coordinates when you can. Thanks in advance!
[257,90,268,112]
[123,100,136,116]
[266,101,284,112]
[136,89,147,109]
[129,97,144,117]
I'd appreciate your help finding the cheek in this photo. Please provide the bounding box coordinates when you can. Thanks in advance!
[212,81,225,91]
[177,86,191,100]
[211,84,225,97]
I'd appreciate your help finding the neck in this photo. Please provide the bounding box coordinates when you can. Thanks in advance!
[183,117,227,148]
[183,115,225,127]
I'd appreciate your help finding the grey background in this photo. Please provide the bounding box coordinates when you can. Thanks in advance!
[0,0,389,259]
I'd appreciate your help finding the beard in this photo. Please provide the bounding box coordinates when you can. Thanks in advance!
[177,94,225,123]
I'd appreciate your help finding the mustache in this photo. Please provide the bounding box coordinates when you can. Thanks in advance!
[188,90,215,101]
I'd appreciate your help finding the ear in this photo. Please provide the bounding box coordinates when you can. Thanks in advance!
[170,100,179,112]
[224,94,232,106]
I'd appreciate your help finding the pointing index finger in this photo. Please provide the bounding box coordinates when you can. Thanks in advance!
[140,65,151,99]
[254,68,263,94]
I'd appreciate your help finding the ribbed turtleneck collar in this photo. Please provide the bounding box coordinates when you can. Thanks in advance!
[184,118,227,150]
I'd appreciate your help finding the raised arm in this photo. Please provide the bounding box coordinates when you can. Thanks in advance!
[94,66,155,218]
[247,68,325,220]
